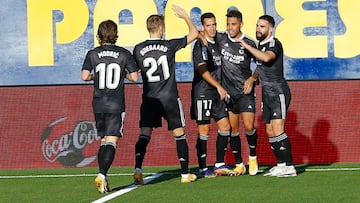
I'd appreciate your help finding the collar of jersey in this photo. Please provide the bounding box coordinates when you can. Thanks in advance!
[206,37,215,44]
[259,36,274,45]
[227,32,245,42]
[148,37,162,40]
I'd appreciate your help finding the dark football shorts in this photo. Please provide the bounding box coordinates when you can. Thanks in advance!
[227,92,256,114]
[191,93,228,125]
[94,112,125,138]
[140,96,185,131]
[261,84,291,124]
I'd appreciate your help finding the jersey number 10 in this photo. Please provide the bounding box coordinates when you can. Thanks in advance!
[95,63,121,89]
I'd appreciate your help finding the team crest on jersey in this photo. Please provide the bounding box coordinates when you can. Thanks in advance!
[214,55,222,66]
[205,109,211,117]
[41,117,100,167]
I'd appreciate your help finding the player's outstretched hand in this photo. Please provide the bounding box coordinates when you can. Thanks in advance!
[172,4,188,19]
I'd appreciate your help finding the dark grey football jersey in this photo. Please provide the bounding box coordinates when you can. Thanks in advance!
[133,37,187,99]
[192,37,222,95]
[256,36,286,84]
[82,45,138,113]
[217,32,256,96]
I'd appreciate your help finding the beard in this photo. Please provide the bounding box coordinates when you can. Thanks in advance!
[256,32,266,41]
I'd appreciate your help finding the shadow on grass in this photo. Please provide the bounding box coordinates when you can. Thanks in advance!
[110,167,200,191]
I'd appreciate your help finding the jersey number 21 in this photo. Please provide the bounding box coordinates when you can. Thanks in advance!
[143,55,170,82]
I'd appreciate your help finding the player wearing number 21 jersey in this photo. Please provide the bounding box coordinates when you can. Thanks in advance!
[132,5,199,185]
[133,38,185,106]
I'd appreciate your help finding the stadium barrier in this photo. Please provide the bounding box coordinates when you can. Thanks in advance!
[0,80,359,169]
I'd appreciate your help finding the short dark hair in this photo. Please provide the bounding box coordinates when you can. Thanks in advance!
[259,15,275,27]
[226,10,242,21]
[97,20,118,44]
[201,12,215,25]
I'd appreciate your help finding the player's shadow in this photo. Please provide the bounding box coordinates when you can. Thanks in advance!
[285,111,312,174]
[256,111,338,175]
[308,119,338,163]
[110,167,196,191]
[295,118,338,173]
[144,168,185,185]
[259,111,312,175]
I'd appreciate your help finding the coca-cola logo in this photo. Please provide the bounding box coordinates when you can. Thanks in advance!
[41,117,101,167]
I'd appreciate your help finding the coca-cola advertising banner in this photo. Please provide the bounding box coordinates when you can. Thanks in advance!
[0,82,359,169]
[41,118,100,167]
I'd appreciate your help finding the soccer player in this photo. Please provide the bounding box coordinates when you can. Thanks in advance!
[216,10,259,175]
[191,12,233,177]
[132,5,199,184]
[81,19,139,193]
[237,15,297,177]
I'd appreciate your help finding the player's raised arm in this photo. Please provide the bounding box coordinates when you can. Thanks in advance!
[171,4,198,45]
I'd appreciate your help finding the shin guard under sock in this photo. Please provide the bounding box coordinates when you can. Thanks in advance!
[175,134,189,174]
[135,134,151,169]
[196,134,208,169]
[230,132,243,164]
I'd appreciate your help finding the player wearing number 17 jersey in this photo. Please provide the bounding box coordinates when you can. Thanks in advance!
[132,5,199,184]
[81,19,139,193]
[191,12,232,177]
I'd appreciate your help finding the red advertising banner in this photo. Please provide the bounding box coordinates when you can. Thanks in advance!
[0,81,359,170]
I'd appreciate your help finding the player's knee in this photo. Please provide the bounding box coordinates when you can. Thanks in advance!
[105,136,119,145]
[198,124,210,135]
[244,124,255,132]
[218,122,231,131]
[266,128,275,137]
[243,119,255,131]
[172,127,185,137]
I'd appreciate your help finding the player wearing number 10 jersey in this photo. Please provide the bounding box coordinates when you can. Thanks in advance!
[132,5,199,184]
[81,19,139,193]
[83,37,139,114]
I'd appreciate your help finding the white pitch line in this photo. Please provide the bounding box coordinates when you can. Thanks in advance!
[0,172,156,179]
[305,167,360,172]
[91,173,163,203]
[1,167,360,179]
